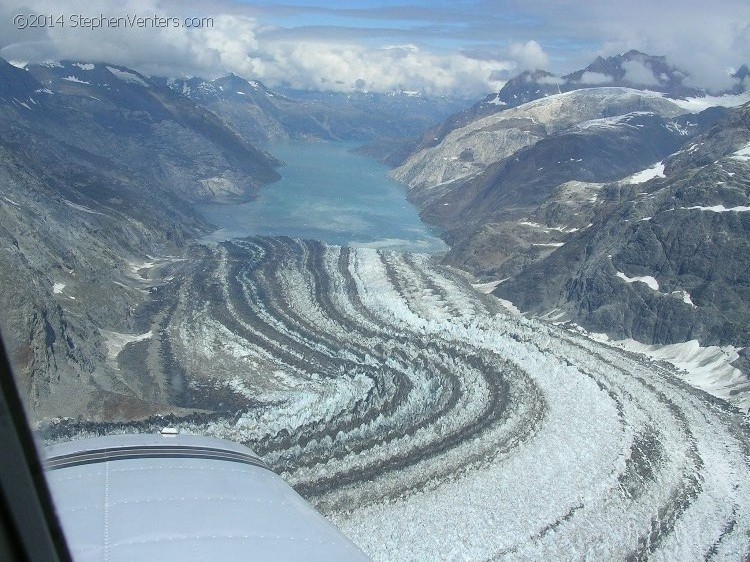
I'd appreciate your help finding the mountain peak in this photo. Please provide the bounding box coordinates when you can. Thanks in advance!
[563,51,688,91]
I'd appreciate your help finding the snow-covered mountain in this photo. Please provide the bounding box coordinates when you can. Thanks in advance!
[415,50,746,152]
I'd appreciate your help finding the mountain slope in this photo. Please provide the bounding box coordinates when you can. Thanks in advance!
[496,102,750,352]
[390,53,749,393]
[392,87,690,196]
[413,50,744,152]
[0,58,286,421]
[25,60,281,203]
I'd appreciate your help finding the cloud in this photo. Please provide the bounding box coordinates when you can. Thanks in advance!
[578,71,612,84]
[622,60,659,85]
[0,0,519,96]
[508,40,549,71]
[571,0,750,91]
[248,41,511,96]
[538,75,565,85]
[0,0,747,96]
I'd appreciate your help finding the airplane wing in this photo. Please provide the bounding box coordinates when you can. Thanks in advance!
[44,433,371,561]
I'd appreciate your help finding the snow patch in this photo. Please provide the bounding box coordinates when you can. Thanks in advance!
[100,330,153,360]
[62,75,90,84]
[626,161,665,184]
[73,63,95,71]
[519,221,579,233]
[668,91,750,112]
[616,271,659,291]
[53,283,65,294]
[575,112,649,131]
[106,66,149,87]
[682,204,750,213]
[127,259,155,277]
[671,290,696,307]
[471,279,506,294]
[731,141,750,161]
[609,339,748,411]
[487,94,507,106]
[497,298,521,315]
[64,200,104,215]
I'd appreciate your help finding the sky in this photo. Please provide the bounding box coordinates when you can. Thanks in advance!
[0,0,748,98]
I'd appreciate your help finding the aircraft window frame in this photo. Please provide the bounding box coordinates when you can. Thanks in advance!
[0,335,73,562]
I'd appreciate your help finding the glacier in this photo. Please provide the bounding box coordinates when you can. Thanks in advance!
[95,236,750,561]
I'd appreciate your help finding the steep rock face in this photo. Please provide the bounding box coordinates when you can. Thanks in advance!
[562,50,699,95]
[496,102,750,347]
[0,136,195,420]
[163,74,327,142]
[419,110,717,279]
[24,61,281,203]
[393,89,719,286]
[391,52,749,352]
[0,57,43,101]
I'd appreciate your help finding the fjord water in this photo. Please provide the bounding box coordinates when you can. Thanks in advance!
[197,141,447,253]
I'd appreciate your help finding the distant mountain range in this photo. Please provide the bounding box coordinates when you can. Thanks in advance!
[158,73,466,146]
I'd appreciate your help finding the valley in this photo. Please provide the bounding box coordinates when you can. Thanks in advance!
[1,47,750,560]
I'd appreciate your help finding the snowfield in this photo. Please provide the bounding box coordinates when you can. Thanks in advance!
[626,161,666,184]
[108,237,750,560]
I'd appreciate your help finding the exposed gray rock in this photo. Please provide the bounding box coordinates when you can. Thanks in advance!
[496,102,750,348]
[24,61,281,203]
[412,108,722,281]
[393,87,689,196]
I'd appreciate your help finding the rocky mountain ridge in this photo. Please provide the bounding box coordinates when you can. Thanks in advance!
[496,103,750,349]
[393,52,750,362]
[413,50,746,154]
[22,60,282,203]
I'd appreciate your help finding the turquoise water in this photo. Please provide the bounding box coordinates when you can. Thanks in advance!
[197,141,447,253]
